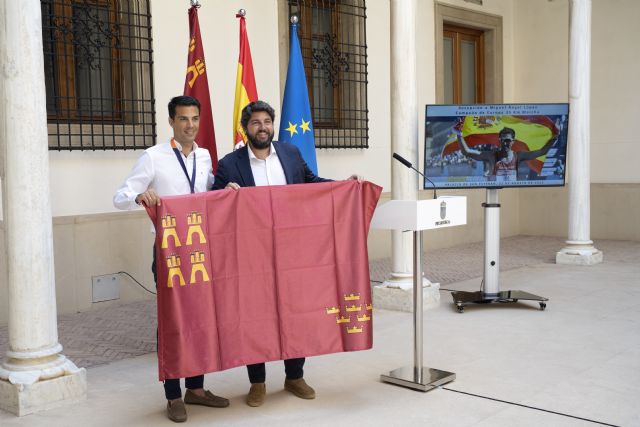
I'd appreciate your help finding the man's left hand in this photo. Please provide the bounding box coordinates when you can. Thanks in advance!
[346,174,364,182]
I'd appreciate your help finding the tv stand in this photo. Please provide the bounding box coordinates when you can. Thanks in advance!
[451,189,548,313]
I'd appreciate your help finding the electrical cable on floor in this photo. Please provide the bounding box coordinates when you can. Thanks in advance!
[440,387,620,427]
[117,271,157,295]
[370,279,384,284]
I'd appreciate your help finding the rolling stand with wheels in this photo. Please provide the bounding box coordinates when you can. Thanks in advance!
[451,189,548,313]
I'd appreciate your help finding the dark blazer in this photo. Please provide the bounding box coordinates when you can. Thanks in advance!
[212,141,331,189]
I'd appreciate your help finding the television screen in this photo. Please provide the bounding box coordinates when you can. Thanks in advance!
[424,103,569,189]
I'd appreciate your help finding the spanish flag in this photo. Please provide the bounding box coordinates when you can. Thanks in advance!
[232,11,258,149]
[442,115,559,173]
[183,4,218,171]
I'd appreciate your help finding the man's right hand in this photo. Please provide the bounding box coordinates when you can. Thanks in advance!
[225,182,241,190]
[135,189,161,206]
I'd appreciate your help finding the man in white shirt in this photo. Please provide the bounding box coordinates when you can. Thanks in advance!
[113,96,228,423]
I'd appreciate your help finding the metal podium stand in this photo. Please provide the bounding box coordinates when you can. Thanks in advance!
[371,197,466,391]
[451,189,549,313]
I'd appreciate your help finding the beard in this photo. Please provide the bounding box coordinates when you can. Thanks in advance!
[247,129,274,150]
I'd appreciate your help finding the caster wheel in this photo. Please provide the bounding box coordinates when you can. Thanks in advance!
[539,302,547,311]
[456,305,464,313]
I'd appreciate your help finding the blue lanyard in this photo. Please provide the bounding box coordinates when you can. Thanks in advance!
[171,139,196,194]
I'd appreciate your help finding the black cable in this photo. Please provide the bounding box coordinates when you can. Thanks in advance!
[370,279,384,284]
[441,387,620,427]
[117,271,157,295]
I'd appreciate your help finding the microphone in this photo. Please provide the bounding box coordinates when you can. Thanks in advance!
[392,152,437,199]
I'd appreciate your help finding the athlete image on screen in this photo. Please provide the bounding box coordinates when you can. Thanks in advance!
[454,125,557,181]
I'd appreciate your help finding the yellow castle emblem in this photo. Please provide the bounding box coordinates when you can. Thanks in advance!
[161,214,181,249]
[186,212,206,245]
[166,254,186,287]
[189,250,210,284]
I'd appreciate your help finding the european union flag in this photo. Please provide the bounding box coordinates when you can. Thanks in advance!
[278,19,318,175]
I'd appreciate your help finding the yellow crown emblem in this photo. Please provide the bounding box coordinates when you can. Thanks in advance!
[345,304,362,312]
[336,316,350,324]
[366,303,373,311]
[357,314,371,322]
[325,306,340,315]
[344,293,360,301]
[347,326,363,334]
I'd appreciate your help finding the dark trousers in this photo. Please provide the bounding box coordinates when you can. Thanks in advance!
[247,358,305,384]
[164,376,204,400]
[153,245,205,400]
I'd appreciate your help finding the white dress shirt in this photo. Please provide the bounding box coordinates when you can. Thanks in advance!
[248,143,287,187]
[113,140,215,211]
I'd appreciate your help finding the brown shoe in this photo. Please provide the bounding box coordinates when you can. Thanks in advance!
[284,378,316,399]
[246,383,266,407]
[166,399,187,423]
[184,389,230,408]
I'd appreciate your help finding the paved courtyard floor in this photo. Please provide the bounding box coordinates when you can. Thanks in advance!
[1,236,639,426]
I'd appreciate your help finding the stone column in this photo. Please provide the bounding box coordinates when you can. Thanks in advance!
[556,0,602,265]
[374,0,439,312]
[0,0,86,416]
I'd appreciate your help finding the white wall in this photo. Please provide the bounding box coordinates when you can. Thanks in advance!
[590,0,640,183]
[513,0,640,184]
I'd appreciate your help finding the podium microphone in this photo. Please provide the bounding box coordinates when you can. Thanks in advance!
[392,152,437,199]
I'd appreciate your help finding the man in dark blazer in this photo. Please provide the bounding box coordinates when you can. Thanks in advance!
[212,100,359,407]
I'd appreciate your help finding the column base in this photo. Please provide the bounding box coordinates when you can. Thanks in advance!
[556,241,603,265]
[0,368,86,416]
[373,276,440,312]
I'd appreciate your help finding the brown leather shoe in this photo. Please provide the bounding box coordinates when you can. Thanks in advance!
[166,399,187,423]
[246,383,266,407]
[284,378,316,399]
[184,389,230,408]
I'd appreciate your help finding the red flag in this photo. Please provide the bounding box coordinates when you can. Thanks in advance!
[232,12,258,148]
[146,181,382,380]
[184,5,218,171]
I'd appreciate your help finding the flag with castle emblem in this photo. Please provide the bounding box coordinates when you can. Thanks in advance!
[184,4,218,171]
[278,18,318,174]
[147,181,381,381]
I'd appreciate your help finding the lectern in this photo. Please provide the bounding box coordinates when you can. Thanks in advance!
[371,196,466,391]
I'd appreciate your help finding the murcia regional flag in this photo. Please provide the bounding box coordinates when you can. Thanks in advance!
[184,4,218,171]
[146,181,382,381]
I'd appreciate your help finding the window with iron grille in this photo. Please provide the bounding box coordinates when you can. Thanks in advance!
[41,0,156,150]
[288,0,368,149]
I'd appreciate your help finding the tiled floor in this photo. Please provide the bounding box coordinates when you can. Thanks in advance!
[1,236,639,426]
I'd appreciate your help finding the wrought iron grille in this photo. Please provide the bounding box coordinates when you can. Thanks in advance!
[41,0,156,150]
[288,0,369,149]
